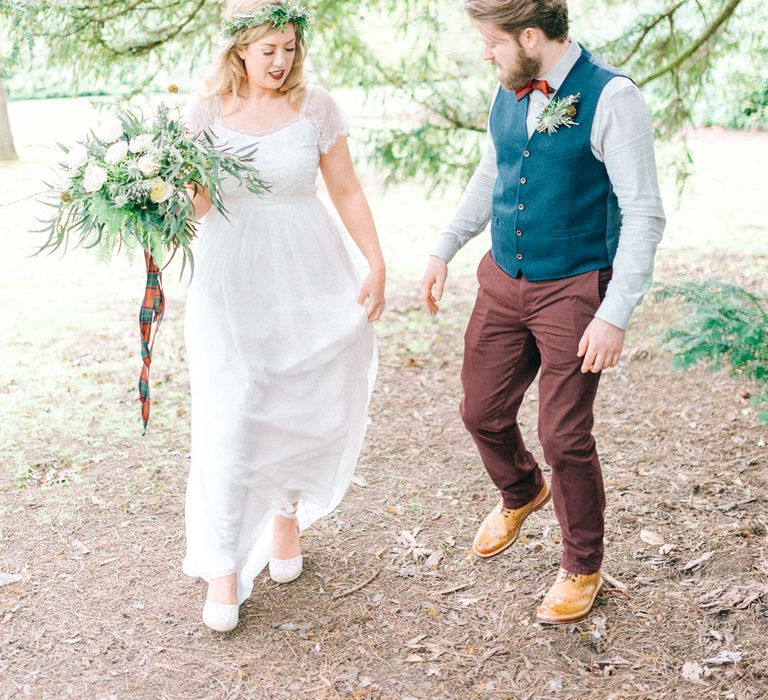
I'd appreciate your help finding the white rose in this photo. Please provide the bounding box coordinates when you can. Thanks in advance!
[104,140,129,164]
[65,144,88,171]
[129,133,154,153]
[149,177,174,204]
[82,164,108,193]
[113,194,129,208]
[94,116,124,144]
[138,155,161,177]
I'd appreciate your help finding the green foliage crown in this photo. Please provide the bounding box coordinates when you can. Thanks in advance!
[221,2,311,41]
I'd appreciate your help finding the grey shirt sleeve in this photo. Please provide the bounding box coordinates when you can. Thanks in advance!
[592,79,666,330]
[430,88,500,262]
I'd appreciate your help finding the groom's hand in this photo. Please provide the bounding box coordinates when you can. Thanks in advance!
[421,256,448,314]
[577,318,625,373]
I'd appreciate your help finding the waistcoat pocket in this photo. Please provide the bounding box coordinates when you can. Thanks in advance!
[551,220,598,238]
[544,145,587,161]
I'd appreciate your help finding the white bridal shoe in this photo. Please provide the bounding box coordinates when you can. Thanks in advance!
[202,599,239,632]
[269,554,304,583]
[269,504,304,584]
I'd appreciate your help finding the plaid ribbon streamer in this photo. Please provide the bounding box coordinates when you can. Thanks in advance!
[139,251,165,432]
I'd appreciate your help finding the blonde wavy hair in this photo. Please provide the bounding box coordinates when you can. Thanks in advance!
[202,0,308,107]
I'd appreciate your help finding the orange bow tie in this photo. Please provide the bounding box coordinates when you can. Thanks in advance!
[514,79,554,101]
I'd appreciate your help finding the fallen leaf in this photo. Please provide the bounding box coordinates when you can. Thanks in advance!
[595,655,630,667]
[405,654,425,663]
[405,634,427,647]
[276,622,312,632]
[640,529,665,546]
[425,550,443,568]
[0,573,22,587]
[698,584,767,613]
[590,615,608,640]
[436,582,472,596]
[682,551,715,572]
[703,650,742,666]
[682,661,706,685]
[71,539,91,555]
[718,497,757,512]
[334,666,360,683]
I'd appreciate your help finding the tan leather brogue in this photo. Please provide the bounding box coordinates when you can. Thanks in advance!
[472,480,551,558]
[535,568,603,624]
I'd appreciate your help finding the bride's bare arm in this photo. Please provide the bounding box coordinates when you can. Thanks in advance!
[320,137,386,320]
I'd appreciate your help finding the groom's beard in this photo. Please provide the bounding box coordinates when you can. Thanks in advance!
[498,52,542,91]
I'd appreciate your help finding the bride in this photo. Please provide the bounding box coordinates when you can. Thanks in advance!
[183,0,385,632]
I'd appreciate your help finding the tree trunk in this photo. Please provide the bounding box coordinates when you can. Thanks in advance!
[0,81,18,161]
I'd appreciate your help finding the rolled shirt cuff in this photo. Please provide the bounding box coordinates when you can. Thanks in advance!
[430,235,461,263]
[594,295,633,331]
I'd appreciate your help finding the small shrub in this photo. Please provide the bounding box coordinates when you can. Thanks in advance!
[656,280,768,424]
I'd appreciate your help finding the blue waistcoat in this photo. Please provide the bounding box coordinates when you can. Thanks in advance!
[489,47,625,281]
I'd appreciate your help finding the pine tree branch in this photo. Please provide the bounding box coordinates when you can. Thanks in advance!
[638,0,743,86]
[371,59,485,132]
[325,28,486,133]
[613,0,687,67]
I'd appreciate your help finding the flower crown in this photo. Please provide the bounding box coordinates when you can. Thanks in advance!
[221,2,312,40]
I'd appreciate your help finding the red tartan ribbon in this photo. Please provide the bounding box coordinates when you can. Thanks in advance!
[138,251,165,433]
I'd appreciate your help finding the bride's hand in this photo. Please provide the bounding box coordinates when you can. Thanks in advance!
[182,182,212,220]
[357,268,385,322]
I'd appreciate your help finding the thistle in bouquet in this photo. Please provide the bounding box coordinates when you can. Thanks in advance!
[38,102,268,431]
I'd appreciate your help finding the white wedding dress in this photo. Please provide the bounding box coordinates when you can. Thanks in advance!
[182,85,377,604]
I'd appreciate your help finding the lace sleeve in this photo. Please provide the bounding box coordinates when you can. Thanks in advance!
[304,85,350,155]
[183,96,217,135]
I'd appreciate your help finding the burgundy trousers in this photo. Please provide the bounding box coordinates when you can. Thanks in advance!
[460,252,612,574]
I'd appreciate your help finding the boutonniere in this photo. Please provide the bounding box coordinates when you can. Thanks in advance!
[536,93,580,134]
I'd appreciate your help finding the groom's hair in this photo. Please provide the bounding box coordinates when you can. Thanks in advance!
[464,0,569,41]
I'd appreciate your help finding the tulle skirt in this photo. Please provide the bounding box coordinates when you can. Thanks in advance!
[182,195,377,604]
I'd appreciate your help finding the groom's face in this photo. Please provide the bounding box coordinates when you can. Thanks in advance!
[476,22,542,90]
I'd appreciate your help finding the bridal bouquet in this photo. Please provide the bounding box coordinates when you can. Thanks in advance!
[40,102,264,270]
[38,102,267,431]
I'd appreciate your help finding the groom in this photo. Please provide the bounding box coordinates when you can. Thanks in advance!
[421,0,665,623]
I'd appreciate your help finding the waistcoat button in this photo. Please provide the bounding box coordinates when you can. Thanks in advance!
[523,150,530,157]
[518,203,525,211]
[516,230,523,237]
[516,253,523,260]
[520,177,527,184]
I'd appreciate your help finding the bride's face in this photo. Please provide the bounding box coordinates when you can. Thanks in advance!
[237,25,297,91]
[476,22,541,90]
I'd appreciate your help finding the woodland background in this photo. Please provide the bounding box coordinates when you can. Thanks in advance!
[0,1,766,698]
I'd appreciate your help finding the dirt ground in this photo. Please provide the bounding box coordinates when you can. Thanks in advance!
[1,102,767,697]
[1,254,767,698]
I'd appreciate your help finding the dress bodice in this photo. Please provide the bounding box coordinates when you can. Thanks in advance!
[184,85,349,205]
[213,119,322,202]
